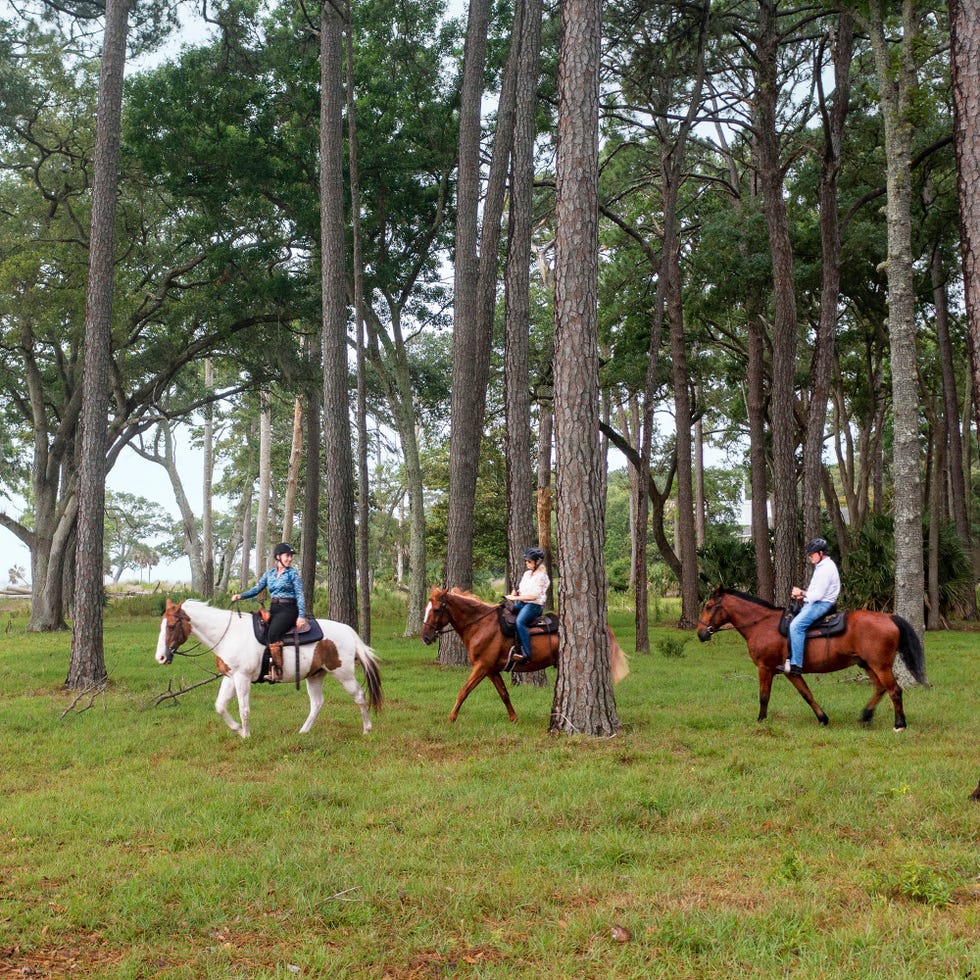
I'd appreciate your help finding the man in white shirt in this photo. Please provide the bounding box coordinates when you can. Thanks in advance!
[784,538,841,676]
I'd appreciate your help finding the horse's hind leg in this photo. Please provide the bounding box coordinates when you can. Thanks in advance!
[488,672,519,723]
[449,664,490,722]
[858,670,887,726]
[870,666,907,731]
[328,666,373,734]
[787,676,829,726]
[299,673,326,734]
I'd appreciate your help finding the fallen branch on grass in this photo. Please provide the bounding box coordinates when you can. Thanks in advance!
[152,673,221,706]
[61,683,107,718]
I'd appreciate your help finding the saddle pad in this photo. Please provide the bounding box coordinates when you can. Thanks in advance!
[251,612,324,646]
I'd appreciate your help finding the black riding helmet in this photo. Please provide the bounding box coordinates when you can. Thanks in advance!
[274,542,296,558]
[804,537,828,556]
[523,547,545,563]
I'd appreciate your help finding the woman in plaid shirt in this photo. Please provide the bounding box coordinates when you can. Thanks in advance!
[233,542,308,682]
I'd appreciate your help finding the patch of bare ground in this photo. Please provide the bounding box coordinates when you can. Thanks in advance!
[0,934,126,978]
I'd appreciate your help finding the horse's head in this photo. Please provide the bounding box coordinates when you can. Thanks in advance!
[155,599,191,664]
[421,588,452,645]
[696,587,731,642]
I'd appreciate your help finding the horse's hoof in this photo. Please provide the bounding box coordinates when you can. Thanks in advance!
[818,716,829,727]
[893,725,907,733]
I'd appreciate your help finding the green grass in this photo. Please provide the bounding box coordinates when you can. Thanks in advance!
[1,602,978,977]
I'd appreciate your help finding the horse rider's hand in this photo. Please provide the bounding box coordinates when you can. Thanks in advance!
[232,594,240,602]
[296,617,307,630]
[791,587,804,600]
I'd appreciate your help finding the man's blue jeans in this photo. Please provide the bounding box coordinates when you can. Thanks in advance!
[789,599,834,669]
[514,602,543,657]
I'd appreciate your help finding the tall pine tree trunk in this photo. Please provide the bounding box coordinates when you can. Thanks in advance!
[802,12,852,546]
[346,18,373,640]
[66,0,129,690]
[755,0,798,603]
[320,0,358,626]
[550,0,617,737]
[867,0,925,638]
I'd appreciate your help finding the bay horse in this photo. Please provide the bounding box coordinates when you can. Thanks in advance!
[696,587,927,730]
[421,587,629,723]
[154,599,383,738]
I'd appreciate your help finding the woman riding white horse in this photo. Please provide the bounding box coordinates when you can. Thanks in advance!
[155,599,382,738]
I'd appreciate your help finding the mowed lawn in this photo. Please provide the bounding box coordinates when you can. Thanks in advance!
[1,600,978,978]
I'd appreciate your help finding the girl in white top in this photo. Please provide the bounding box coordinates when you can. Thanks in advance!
[506,547,550,664]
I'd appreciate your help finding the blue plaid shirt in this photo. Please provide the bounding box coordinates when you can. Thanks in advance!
[240,566,307,618]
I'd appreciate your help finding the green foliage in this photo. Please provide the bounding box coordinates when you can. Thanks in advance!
[869,862,954,908]
[843,512,896,610]
[845,513,972,614]
[697,534,757,595]
[656,636,686,658]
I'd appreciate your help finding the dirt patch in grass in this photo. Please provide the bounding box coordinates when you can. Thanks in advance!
[0,934,126,977]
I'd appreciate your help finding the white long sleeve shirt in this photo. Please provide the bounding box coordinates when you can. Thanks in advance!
[516,567,550,605]
[805,556,840,604]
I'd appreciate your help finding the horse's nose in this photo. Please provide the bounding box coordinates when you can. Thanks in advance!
[696,628,712,643]
[421,632,434,646]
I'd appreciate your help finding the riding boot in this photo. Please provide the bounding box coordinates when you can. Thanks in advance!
[268,641,284,683]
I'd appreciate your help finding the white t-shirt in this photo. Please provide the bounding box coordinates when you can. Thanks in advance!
[517,566,550,605]
[806,556,840,604]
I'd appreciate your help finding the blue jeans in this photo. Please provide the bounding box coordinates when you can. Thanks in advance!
[789,600,834,669]
[514,602,542,656]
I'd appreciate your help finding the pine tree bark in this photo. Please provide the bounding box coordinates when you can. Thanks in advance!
[202,359,215,599]
[66,0,129,689]
[346,22,373,641]
[320,0,358,627]
[443,0,492,665]
[550,0,618,737]
[802,11,852,546]
[867,0,925,636]
[754,0,798,604]
[950,0,980,585]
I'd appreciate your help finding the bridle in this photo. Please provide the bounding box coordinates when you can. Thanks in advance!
[698,598,725,637]
[162,606,194,663]
[162,605,235,663]
[423,596,455,639]
[422,591,500,641]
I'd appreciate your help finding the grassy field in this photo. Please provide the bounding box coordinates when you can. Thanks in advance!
[0,598,978,978]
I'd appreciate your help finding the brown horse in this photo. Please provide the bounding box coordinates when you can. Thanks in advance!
[421,587,629,723]
[696,587,927,730]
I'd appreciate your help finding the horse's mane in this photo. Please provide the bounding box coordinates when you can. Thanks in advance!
[718,587,782,612]
[445,587,495,607]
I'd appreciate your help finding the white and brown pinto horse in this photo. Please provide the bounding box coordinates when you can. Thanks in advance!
[154,599,382,738]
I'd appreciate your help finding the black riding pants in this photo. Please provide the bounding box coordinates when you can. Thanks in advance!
[267,600,298,645]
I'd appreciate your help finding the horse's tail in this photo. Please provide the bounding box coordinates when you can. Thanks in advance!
[607,627,630,684]
[354,638,384,711]
[892,615,928,686]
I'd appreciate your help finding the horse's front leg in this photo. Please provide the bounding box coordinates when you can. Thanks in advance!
[488,672,518,723]
[449,664,489,722]
[756,664,775,722]
[215,674,248,737]
[787,674,829,726]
